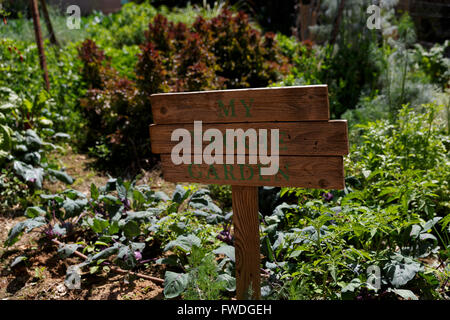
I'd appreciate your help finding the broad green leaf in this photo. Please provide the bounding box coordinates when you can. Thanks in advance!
[132,189,145,207]
[53,223,67,236]
[25,206,46,218]
[38,117,53,127]
[11,255,27,268]
[90,217,109,234]
[88,245,120,263]
[409,224,422,239]
[164,271,189,299]
[156,255,180,267]
[99,194,121,204]
[213,245,235,262]
[63,198,88,217]
[24,129,43,151]
[341,278,362,293]
[53,133,71,140]
[63,188,87,199]
[124,210,160,223]
[384,253,422,287]
[108,220,120,235]
[388,288,418,300]
[116,179,127,200]
[172,185,190,204]
[188,189,222,214]
[272,202,298,219]
[123,220,140,239]
[23,152,41,165]
[47,169,74,185]
[422,217,442,233]
[192,210,209,218]
[154,191,170,202]
[90,183,99,200]
[5,216,47,246]
[13,161,44,189]
[116,245,137,269]
[217,273,236,292]
[65,263,84,289]
[164,234,201,253]
[0,124,12,151]
[419,233,437,242]
[58,244,81,258]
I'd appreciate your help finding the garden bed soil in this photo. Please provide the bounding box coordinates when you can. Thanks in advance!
[0,150,174,300]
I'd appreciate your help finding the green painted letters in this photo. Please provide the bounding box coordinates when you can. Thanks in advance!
[188,164,202,179]
[206,165,220,180]
[223,164,237,181]
[240,99,253,117]
[217,99,236,118]
[239,164,254,181]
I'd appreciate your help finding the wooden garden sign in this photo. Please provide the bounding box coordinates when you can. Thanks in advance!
[149,85,349,300]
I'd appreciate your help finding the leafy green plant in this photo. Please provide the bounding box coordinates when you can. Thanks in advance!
[0,86,74,210]
[5,180,233,298]
[183,247,231,300]
[415,40,450,90]
[274,103,449,300]
[208,184,232,210]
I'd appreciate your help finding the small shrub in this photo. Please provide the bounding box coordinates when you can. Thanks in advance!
[78,39,110,90]
[183,247,227,300]
[208,184,232,210]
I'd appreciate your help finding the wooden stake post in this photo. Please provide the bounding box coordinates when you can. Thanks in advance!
[149,85,349,299]
[39,0,60,47]
[30,0,50,91]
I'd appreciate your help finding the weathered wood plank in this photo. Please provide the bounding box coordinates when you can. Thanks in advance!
[150,85,330,124]
[159,155,345,189]
[232,186,260,300]
[150,120,348,156]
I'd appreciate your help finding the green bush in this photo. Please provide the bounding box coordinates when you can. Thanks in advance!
[86,2,158,47]
[415,40,450,90]
[269,104,449,300]
[0,87,74,210]
[0,39,86,137]
[208,184,232,210]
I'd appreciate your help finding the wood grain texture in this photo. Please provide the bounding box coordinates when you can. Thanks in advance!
[159,155,345,189]
[150,120,348,156]
[150,85,330,124]
[232,186,260,300]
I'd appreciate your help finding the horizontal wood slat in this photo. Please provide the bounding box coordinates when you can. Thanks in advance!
[150,85,330,124]
[150,120,348,156]
[159,155,344,189]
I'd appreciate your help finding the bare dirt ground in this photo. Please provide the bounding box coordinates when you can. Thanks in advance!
[0,149,175,300]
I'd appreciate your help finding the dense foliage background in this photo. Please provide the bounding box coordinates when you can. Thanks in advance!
[0,0,449,300]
